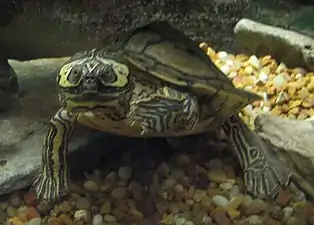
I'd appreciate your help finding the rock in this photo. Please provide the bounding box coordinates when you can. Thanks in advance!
[205,159,224,170]
[26,218,42,225]
[283,207,294,221]
[255,113,314,198]
[212,208,233,225]
[47,217,63,225]
[269,205,283,221]
[26,206,41,220]
[286,216,307,225]
[75,197,91,210]
[212,195,229,207]
[7,217,25,225]
[234,18,314,71]
[118,166,132,180]
[59,214,73,225]
[83,180,99,192]
[242,195,253,206]
[103,214,117,223]
[246,199,267,215]
[246,215,264,225]
[9,194,21,208]
[74,210,90,222]
[100,201,112,214]
[111,187,128,199]
[92,214,103,225]
[6,205,17,217]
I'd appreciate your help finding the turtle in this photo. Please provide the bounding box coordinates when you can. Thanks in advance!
[32,21,292,203]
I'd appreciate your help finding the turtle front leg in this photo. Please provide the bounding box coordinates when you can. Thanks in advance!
[32,108,77,203]
[127,87,200,134]
[222,114,292,200]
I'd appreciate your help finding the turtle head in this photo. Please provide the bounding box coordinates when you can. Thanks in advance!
[57,50,132,112]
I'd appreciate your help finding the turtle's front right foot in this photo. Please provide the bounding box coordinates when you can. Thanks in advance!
[243,155,291,199]
[32,173,69,203]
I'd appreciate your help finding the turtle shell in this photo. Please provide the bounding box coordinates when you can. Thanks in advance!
[109,21,261,118]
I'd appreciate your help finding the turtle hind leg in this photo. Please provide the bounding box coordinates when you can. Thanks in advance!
[223,114,291,199]
[32,108,77,203]
[127,87,200,134]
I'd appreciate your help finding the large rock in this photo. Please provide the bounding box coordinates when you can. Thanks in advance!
[255,114,314,198]
[234,18,314,71]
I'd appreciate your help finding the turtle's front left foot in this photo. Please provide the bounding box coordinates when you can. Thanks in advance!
[32,173,69,203]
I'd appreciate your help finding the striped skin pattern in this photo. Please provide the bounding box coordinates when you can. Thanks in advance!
[32,108,77,202]
[32,21,292,203]
[223,115,292,199]
[127,86,200,134]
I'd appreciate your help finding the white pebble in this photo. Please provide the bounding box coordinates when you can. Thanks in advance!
[295,73,303,79]
[262,92,268,101]
[283,207,294,219]
[262,106,271,113]
[176,217,186,225]
[276,62,287,73]
[273,74,287,88]
[74,210,89,221]
[244,66,253,75]
[244,86,253,91]
[203,216,213,224]
[249,55,260,69]
[242,195,253,206]
[219,182,234,191]
[228,71,237,79]
[225,59,234,67]
[217,51,228,60]
[229,185,240,198]
[258,71,268,83]
[232,60,242,71]
[93,214,104,225]
[220,65,231,75]
[212,195,229,207]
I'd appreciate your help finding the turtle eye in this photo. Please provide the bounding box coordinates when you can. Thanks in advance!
[100,66,117,84]
[68,67,82,84]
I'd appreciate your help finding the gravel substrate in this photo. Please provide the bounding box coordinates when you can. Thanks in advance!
[3,45,314,225]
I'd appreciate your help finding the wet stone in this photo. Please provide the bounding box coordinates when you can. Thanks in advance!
[92,214,103,225]
[111,187,128,199]
[269,205,283,221]
[75,197,91,210]
[103,214,117,223]
[74,209,90,222]
[26,218,42,225]
[58,214,73,225]
[118,166,132,180]
[212,195,229,207]
[83,180,99,192]
[100,201,112,214]
[9,194,22,208]
[246,199,267,215]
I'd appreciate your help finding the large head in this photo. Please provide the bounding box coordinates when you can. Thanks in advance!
[57,49,132,112]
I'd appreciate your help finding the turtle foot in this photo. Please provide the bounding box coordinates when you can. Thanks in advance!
[32,173,68,203]
[243,158,291,200]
